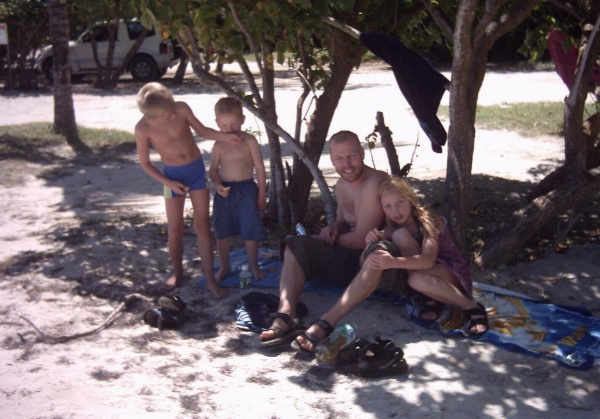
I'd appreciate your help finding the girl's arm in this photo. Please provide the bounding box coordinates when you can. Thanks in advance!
[367,231,440,271]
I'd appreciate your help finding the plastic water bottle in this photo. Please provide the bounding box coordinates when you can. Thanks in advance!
[315,323,357,363]
[295,223,307,235]
[239,264,252,295]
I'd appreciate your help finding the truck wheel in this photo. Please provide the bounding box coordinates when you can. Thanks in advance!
[130,55,159,82]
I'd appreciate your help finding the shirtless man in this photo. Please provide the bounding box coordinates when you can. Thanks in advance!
[209,97,267,281]
[259,130,404,351]
[134,82,240,298]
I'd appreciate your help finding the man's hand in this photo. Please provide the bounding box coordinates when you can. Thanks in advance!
[319,224,339,246]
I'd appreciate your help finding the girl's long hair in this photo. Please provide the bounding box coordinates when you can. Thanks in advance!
[379,176,441,237]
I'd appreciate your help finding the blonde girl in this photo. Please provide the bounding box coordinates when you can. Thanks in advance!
[364,176,488,336]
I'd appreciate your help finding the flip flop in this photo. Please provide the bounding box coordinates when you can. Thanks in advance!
[259,313,301,348]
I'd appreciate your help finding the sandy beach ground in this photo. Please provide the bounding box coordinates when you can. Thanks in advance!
[1,63,599,419]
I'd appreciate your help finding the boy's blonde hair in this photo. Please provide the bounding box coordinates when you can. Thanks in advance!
[137,82,175,118]
[214,97,243,116]
[379,176,441,237]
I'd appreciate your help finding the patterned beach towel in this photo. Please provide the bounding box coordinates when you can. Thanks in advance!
[198,247,600,369]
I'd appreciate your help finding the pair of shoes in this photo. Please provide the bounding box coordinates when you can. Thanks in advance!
[338,336,408,378]
[143,294,186,331]
[291,319,334,353]
[417,295,444,326]
[465,303,489,337]
[259,313,301,348]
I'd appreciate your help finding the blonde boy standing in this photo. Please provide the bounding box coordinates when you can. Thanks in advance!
[134,82,239,298]
[209,97,267,281]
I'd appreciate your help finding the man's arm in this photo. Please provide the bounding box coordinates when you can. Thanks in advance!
[248,136,267,210]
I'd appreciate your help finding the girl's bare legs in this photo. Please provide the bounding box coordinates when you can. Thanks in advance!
[189,189,227,299]
[164,196,186,289]
[392,227,486,334]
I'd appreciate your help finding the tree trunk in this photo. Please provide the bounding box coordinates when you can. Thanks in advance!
[476,10,600,268]
[47,0,91,155]
[287,31,365,223]
[475,173,600,269]
[438,0,539,255]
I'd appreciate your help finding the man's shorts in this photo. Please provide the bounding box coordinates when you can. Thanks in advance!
[363,240,410,296]
[284,236,409,295]
[213,179,266,241]
[284,235,362,287]
[163,156,207,198]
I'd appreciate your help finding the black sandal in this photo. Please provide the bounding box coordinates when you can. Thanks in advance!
[465,303,489,337]
[291,319,334,353]
[259,313,301,348]
[418,296,444,326]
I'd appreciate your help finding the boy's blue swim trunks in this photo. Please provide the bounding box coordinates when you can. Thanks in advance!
[163,156,207,198]
[213,179,266,241]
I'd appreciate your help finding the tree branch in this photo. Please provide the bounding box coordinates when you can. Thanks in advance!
[418,0,454,43]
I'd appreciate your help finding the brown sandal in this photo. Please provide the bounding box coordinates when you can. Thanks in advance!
[259,313,301,348]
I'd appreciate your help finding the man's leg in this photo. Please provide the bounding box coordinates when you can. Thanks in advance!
[258,245,306,343]
[189,189,227,299]
[295,263,383,352]
[164,196,186,289]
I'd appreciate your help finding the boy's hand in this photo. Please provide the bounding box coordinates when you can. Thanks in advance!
[217,186,231,197]
[169,181,189,196]
[223,133,242,144]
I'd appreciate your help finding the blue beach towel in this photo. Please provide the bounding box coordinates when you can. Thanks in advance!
[199,247,600,370]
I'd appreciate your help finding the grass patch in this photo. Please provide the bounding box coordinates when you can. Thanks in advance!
[438,101,599,138]
[0,123,135,160]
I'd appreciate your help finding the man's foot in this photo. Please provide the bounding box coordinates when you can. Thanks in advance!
[215,267,231,282]
[259,313,300,347]
[206,281,228,299]
[162,274,182,290]
[250,265,266,281]
[293,319,334,353]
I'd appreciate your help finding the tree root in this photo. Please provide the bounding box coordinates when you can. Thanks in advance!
[15,294,144,344]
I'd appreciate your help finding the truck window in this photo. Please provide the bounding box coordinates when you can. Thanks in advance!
[126,21,156,40]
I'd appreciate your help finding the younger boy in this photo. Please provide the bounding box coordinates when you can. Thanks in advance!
[209,97,267,281]
[134,82,240,298]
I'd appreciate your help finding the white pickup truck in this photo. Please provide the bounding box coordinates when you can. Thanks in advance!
[35,19,178,82]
